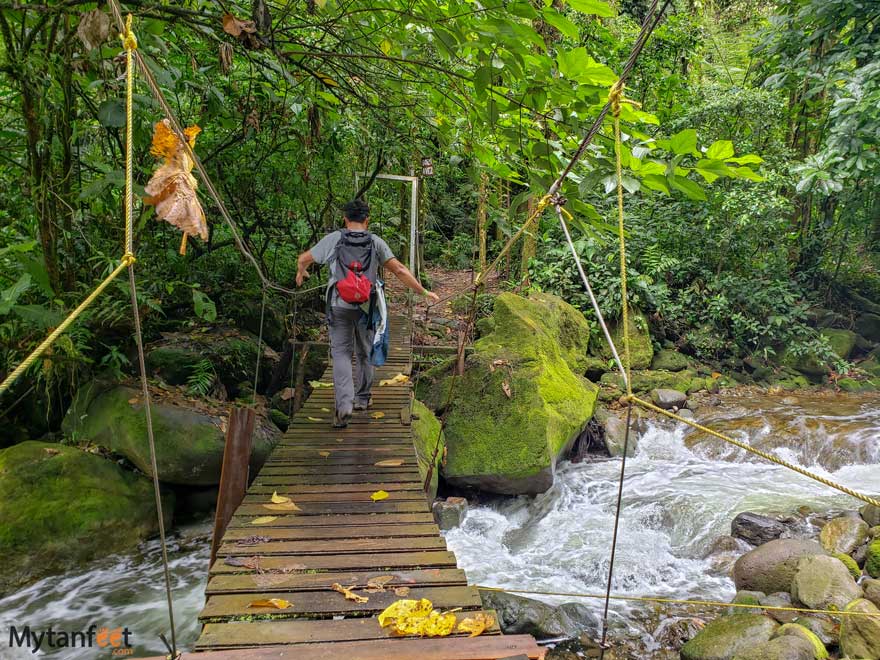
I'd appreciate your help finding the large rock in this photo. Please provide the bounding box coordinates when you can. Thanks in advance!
[819,515,869,554]
[411,399,444,500]
[651,348,690,372]
[855,313,880,343]
[731,512,788,547]
[479,589,598,638]
[63,385,280,486]
[733,539,826,594]
[593,307,653,370]
[600,368,711,397]
[650,388,687,410]
[0,441,171,595]
[862,502,880,527]
[820,328,857,360]
[790,555,863,610]
[867,538,880,578]
[432,497,467,530]
[730,636,816,660]
[863,578,880,608]
[839,598,880,659]
[681,614,778,660]
[438,293,598,494]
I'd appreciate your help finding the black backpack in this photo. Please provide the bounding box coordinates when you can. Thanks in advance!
[334,230,378,305]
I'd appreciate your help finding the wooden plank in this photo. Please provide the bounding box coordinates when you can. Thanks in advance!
[226,513,435,528]
[199,585,482,619]
[195,610,499,648]
[247,473,424,486]
[258,465,421,476]
[222,523,439,542]
[217,536,447,557]
[247,483,423,495]
[205,568,467,594]
[234,501,428,517]
[242,491,425,503]
[209,551,459,575]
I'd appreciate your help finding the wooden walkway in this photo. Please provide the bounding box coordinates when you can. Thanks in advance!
[192,315,545,660]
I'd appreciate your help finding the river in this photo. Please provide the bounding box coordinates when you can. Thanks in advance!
[1,391,877,657]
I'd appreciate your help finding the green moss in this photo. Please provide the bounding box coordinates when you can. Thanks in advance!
[600,369,698,395]
[145,347,202,385]
[651,349,690,372]
[411,400,444,500]
[832,553,862,579]
[0,441,170,594]
[772,623,829,659]
[593,307,653,370]
[820,328,857,360]
[867,539,880,578]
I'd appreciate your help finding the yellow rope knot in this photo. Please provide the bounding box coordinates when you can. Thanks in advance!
[123,253,137,265]
[608,80,641,117]
[119,14,138,51]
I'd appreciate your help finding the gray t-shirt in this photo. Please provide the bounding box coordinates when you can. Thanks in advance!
[310,229,395,309]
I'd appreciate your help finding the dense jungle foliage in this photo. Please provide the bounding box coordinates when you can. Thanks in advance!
[1,0,878,440]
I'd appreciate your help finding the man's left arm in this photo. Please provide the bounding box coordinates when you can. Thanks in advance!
[296,250,315,286]
[384,258,439,303]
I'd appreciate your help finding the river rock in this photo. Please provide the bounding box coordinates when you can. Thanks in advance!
[680,613,778,660]
[732,590,765,607]
[855,313,880,343]
[839,598,880,659]
[760,592,798,624]
[733,539,825,594]
[652,349,690,372]
[862,502,880,527]
[732,512,788,546]
[592,307,653,369]
[863,578,880,608]
[432,497,467,530]
[650,388,687,410]
[62,384,280,486]
[790,555,863,611]
[820,328,857,360]
[0,441,171,595]
[412,400,444,500]
[599,410,638,457]
[434,293,598,494]
[479,589,598,638]
[730,636,816,660]
[867,539,880,577]
[772,623,829,659]
[819,515,869,554]
[654,617,705,650]
[791,616,838,647]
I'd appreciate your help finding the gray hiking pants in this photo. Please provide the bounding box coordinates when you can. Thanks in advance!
[328,307,375,417]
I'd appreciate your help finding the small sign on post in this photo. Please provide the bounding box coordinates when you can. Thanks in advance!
[421,157,434,176]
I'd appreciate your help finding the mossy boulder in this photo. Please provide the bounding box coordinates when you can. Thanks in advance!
[730,636,816,660]
[144,346,203,386]
[867,538,880,578]
[820,328,857,360]
[790,555,863,611]
[411,399,444,500]
[819,515,869,555]
[855,313,880,343]
[600,368,707,396]
[733,539,826,594]
[651,349,690,372]
[681,613,779,660]
[839,598,880,659]
[592,307,653,369]
[63,385,280,486]
[438,293,598,494]
[0,441,171,595]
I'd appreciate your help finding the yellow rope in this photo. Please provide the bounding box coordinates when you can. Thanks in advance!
[476,585,880,619]
[0,257,134,396]
[121,13,137,259]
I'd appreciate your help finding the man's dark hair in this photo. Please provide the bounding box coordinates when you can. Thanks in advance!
[342,199,370,223]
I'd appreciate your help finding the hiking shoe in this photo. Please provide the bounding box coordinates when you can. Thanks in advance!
[353,398,373,411]
[333,410,351,428]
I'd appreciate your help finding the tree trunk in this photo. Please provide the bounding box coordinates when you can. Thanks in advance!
[477,171,488,272]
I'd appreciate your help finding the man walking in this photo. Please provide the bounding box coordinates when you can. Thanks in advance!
[296,199,439,427]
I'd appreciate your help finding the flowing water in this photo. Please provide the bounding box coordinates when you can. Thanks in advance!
[1,391,878,657]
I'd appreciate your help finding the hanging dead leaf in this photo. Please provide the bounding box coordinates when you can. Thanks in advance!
[144,119,208,254]
[371,490,389,501]
[77,9,110,51]
[271,491,291,504]
[375,459,405,467]
[501,381,512,398]
[263,501,301,512]
[252,574,289,588]
[331,583,369,604]
[247,598,292,610]
[318,451,331,457]
[365,576,395,593]
[394,586,411,597]
[222,12,257,37]
[219,42,234,75]
[224,556,261,569]
[250,516,277,525]
[279,387,295,401]
[457,612,495,637]
[371,411,385,419]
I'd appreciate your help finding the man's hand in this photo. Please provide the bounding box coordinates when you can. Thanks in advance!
[296,269,309,287]
[424,291,440,304]
[296,250,315,287]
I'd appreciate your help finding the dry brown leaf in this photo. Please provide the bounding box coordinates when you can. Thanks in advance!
[394,586,411,597]
[224,556,261,569]
[247,598,292,610]
[274,562,308,573]
[250,516,277,525]
[222,12,257,37]
[331,583,369,604]
[235,536,270,547]
[263,501,301,512]
[128,397,139,404]
[252,574,289,588]
[365,576,395,593]
[457,612,495,637]
[375,459,405,467]
[279,387,295,401]
[219,42,233,75]
[501,381,512,399]
[77,9,110,51]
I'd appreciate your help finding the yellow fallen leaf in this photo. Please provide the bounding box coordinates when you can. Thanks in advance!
[365,575,395,593]
[378,599,433,627]
[371,490,389,501]
[711,371,722,379]
[379,373,410,386]
[247,598,292,609]
[457,612,495,637]
[375,459,405,467]
[318,451,331,457]
[271,491,290,503]
[321,407,330,412]
[377,598,456,636]
[309,381,332,388]
[251,516,277,525]
[336,438,344,443]
[263,501,301,511]
[307,416,323,422]
[371,411,385,419]
[331,582,369,604]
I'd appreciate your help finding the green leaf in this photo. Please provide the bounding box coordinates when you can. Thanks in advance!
[641,174,670,194]
[566,0,615,17]
[669,129,698,156]
[727,154,764,165]
[380,39,392,56]
[705,140,735,160]
[12,304,63,329]
[192,289,217,322]
[541,9,580,39]
[669,174,707,200]
[732,166,764,182]
[695,159,733,182]
[557,48,617,86]
[0,274,31,316]
[474,66,493,99]
[97,99,126,128]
